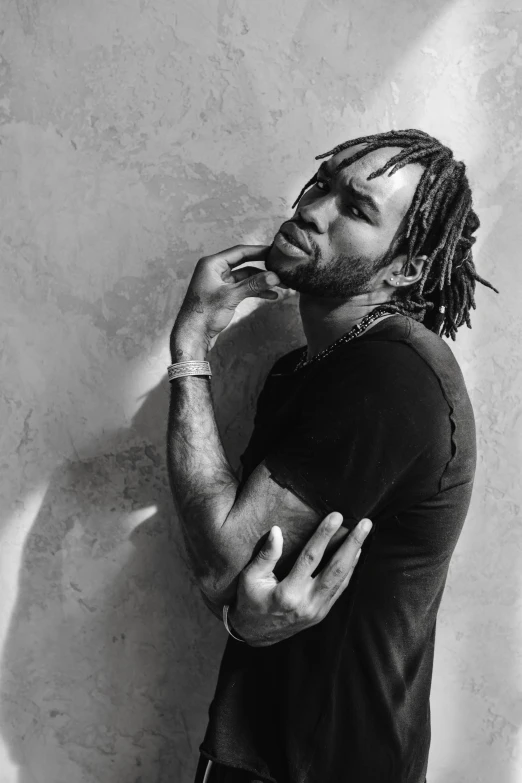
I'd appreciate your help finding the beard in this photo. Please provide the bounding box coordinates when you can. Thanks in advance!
[266,240,390,299]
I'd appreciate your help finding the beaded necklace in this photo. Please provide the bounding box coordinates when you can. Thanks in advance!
[293,307,396,373]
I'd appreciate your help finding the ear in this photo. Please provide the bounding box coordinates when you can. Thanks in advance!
[385,254,427,290]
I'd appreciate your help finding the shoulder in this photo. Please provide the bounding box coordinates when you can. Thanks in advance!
[303,316,464,420]
[361,314,465,372]
[334,315,469,397]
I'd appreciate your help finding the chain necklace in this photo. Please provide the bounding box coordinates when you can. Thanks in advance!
[293,307,396,373]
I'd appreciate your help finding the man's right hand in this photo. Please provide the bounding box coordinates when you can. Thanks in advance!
[228,513,372,647]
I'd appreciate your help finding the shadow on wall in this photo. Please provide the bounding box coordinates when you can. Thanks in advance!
[0,295,303,783]
[0,0,482,779]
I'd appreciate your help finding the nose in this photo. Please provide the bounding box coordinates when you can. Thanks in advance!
[296,196,332,235]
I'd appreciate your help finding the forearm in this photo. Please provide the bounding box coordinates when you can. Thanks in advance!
[166,339,240,594]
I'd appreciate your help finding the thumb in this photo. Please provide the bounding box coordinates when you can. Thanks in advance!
[232,271,281,303]
[246,526,283,578]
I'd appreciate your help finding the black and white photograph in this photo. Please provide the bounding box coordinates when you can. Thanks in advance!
[0,1,519,782]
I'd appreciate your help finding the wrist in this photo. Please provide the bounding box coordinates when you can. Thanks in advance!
[227,606,272,647]
[170,330,210,363]
[227,604,249,644]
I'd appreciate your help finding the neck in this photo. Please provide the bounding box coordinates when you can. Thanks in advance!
[298,292,394,360]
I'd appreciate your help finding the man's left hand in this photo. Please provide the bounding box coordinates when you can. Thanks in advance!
[228,513,372,647]
[171,244,284,355]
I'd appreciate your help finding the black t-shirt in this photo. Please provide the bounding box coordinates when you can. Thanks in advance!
[198,315,476,783]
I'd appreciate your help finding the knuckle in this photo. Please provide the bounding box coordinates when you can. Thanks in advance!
[295,602,314,623]
[350,532,364,548]
[277,588,297,612]
[321,523,336,540]
[327,583,341,602]
[316,578,334,595]
[301,548,316,568]
[300,610,316,627]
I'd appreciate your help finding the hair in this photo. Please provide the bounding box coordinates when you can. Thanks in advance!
[292,128,498,340]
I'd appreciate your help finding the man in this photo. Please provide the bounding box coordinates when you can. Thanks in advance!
[166,129,497,783]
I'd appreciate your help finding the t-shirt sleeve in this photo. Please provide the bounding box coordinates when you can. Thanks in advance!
[263,341,452,530]
[238,349,302,489]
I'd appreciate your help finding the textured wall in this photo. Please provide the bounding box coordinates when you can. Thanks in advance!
[1,1,521,781]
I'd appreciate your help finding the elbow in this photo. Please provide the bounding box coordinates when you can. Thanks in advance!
[188,555,229,602]
[199,588,225,620]
[197,572,222,602]
[198,570,238,606]
[196,564,226,600]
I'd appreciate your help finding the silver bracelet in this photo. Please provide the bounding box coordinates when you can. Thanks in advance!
[223,604,246,643]
[167,360,212,381]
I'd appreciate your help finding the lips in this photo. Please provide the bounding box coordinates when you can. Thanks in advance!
[279,222,312,254]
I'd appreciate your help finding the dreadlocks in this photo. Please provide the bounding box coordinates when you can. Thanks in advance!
[292,129,498,340]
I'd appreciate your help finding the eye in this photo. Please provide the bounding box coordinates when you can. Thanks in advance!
[312,181,368,221]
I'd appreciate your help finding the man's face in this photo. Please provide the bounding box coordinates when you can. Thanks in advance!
[266,144,424,298]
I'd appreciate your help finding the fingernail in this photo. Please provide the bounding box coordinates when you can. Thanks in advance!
[265,273,279,286]
[329,513,343,529]
[360,519,373,534]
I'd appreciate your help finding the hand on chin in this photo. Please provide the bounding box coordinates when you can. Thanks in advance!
[263,244,296,292]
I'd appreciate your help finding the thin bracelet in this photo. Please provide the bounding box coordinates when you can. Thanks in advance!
[223,604,246,643]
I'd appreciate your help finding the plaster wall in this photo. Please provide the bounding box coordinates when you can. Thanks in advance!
[1,1,521,781]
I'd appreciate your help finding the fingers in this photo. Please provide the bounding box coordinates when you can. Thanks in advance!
[230,266,278,284]
[312,518,372,605]
[230,259,293,290]
[243,526,284,578]
[284,512,345,587]
[347,518,373,550]
[204,245,272,269]
[230,266,266,283]
[231,266,279,297]
[230,269,282,302]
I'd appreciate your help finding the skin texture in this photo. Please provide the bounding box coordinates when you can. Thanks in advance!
[167,144,428,645]
[266,144,425,295]
[202,514,372,647]
[267,143,426,358]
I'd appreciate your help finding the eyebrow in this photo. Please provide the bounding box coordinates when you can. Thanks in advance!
[317,160,381,216]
